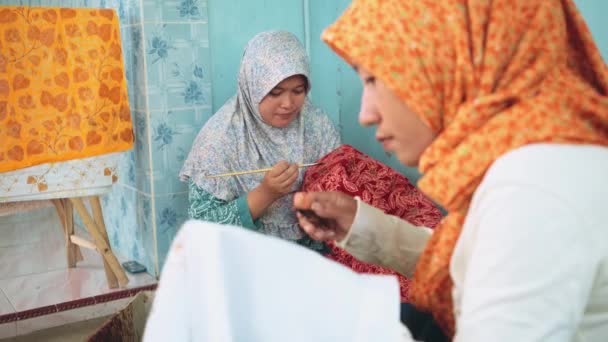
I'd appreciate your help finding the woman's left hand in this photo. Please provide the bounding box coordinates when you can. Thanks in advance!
[294,191,357,242]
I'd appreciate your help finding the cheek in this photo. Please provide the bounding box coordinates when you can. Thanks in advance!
[379,94,422,142]
[294,93,306,110]
[259,98,278,119]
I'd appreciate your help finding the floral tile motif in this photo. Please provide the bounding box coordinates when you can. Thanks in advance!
[150,106,211,195]
[143,0,208,23]
[144,23,211,111]
[153,192,188,270]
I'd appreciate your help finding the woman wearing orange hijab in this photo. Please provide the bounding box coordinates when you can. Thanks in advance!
[296,0,608,340]
[146,0,608,340]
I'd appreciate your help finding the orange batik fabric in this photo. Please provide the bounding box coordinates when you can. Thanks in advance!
[0,6,133,173]
[323,0,608,336]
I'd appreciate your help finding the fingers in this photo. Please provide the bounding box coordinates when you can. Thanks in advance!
[297,212,336,241]
[273,163,298,182]
[309,194,347,215]
[272,165,298,192]
[293,192,331,209]
[293,192,312,209]
[269,160,289,176]
[280,166,299,187]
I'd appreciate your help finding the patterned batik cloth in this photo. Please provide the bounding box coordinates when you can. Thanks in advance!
[0,6,133,173]
[301,145,443,301]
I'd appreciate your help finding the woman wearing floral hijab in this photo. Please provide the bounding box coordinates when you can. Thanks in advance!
[180,31,340,251]
[296,0,608,340]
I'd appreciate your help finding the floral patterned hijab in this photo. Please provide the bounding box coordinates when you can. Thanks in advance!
[180,31,339,240]
[323,0,608,335]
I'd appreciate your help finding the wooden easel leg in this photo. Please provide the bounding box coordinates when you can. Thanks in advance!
[51,199,78,268]
[88,196,119,288]
[63,199,84,263]
[70,197,129,288]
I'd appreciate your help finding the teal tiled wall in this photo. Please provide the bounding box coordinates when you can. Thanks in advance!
[1,0,212,277]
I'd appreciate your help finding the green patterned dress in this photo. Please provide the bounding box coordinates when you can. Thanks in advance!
[188,180,328,253]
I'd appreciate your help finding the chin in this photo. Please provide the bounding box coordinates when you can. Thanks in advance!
[396,153,419,168]
[272,121,291,129]
[272,117,297,128]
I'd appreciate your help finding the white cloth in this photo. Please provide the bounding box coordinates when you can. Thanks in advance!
[340,143,608,342]
[144,221,409,342]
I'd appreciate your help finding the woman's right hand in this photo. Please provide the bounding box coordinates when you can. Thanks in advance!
[293,191,357,242]
[260,160,299,198]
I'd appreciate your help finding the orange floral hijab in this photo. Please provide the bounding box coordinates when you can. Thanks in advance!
[323,0,608,336]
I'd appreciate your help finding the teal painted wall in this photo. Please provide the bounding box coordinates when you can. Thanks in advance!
[575,0,608,61]
[207,0,607,185]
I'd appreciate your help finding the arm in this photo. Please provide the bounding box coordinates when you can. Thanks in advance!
[454,186,597,341]
[246,185,281,220]
[188,180,258,230]
[338,199,433,278]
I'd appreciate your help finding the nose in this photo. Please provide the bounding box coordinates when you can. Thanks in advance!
[359,87,380,126]
[280,94,294,110]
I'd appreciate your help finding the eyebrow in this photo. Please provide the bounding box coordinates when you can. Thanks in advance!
[273,84,306,91]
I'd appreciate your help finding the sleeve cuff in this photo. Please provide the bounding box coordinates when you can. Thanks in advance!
[236,196,259,231]
[337,197,382,248]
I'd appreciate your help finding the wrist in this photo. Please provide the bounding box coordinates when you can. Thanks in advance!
[254,184,281,204]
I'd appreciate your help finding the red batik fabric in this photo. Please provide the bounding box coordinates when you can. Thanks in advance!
[301,145,442,300]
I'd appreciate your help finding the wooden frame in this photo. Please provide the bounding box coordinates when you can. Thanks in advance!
[51,196,128,288]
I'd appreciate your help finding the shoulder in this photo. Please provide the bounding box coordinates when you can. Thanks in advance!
[473,143,608,237]
[482,143,608,197]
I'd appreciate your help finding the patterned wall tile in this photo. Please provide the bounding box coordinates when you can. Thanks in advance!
[116,150,136,189]
[149,106,212,195]
[136,191,156,275]
[101,185,155,276]
[143,22,211,111]
[102,185,135,253]
[132,110,152,194]
[101,186,134,259]
[143,0,207,23]
[153,192,188,271]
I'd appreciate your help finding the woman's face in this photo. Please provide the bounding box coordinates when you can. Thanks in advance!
[355,65,435,167]
[259,75,307,128]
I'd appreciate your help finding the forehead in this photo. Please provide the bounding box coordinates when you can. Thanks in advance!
[274,75,307,88]
[239,31,310,103]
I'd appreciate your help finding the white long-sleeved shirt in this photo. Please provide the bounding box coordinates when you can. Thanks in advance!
[339,144,608,341]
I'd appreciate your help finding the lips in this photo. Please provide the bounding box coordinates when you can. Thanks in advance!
[377,136,393,150]
[275,112,294,120]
